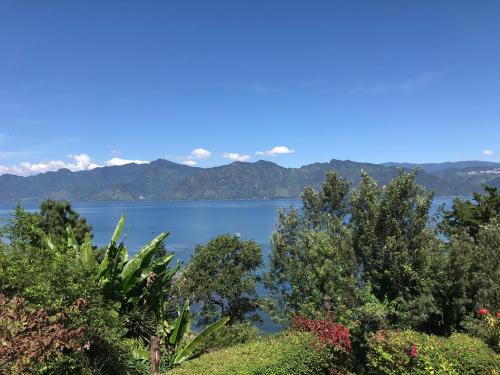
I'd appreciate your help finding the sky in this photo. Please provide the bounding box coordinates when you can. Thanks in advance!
[1,1,499,176]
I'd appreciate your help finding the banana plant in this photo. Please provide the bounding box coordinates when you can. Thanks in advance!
[95,215,180,316]
[162,300,229,365]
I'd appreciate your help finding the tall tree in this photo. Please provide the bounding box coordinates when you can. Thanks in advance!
[38,199,93,245]
[440,186,500,239]
[265,172,357,323]
[180,234,263,325]
[350,170,442,328]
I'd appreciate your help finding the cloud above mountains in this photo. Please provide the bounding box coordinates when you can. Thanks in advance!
[256,146,294,157]
[222,152,250,162]
[0,154,148,176]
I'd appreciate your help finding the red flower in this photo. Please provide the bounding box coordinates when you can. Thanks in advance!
[479,308,489,316]
[409,344,417,358]
[496,312,500,319]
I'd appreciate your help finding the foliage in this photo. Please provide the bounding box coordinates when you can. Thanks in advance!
[264,172,357,323]
[159,300,229,367]
[463,310,500,353]
[366,329,500,374]
[291,316,352,373]
[0,212,144,374]
[0,294,86,374]
[38,199,93,245]
[351,170,442,329]
[96,215,179,335]
[180,234,263,325]
[201,322,262,351]
[440,185,500,238]
[440,219,500,334]
[167,332,341,375]
[0,204,44,250]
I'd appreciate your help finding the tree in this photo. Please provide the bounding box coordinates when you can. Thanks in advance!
[350,170,442,329]
[180,234,263,325]
[265,172,357,323]
[441,220,500,333]
[38,199,93,245]
[440,186,500,239]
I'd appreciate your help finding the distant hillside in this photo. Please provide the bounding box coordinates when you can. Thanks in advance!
[0,159,499,203]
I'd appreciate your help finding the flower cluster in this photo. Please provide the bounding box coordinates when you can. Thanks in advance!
[479,308,489,316]
[291,316,351,353]
[409,344,417,358]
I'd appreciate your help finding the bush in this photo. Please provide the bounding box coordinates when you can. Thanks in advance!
[167,332,344,375]
[201,322,262,351]
[366,329,500,374]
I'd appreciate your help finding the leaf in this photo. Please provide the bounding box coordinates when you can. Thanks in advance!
[173,316,230,364]
[79,233,96,266]
[66,226,78,252]
[169,300,190,347]
[120,232,168,293]
[123,253,175,295]
[111,214,126,244]
[98,215,126,280]
[41,233,55,251]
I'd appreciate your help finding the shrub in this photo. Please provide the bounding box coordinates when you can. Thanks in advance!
[201,322,262,351]
[463,309,500,353]
[366,329,500,374]
[0,294,86,374]
[167,332,342,375]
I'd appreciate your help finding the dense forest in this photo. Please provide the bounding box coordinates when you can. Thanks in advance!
[1,170,499,374]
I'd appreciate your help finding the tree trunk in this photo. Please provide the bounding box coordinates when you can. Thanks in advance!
[150,335,161,375]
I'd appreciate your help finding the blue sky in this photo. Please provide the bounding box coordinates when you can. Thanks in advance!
[1,1,499,175]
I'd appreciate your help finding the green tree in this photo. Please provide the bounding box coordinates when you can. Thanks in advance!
[440,186,500,239]
[265,172,357,323]
[180,234,263,325]
[38,199,93,245]
[350,170,443,329]
[441,219,500,333]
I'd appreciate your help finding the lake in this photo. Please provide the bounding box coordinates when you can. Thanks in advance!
[0,196,458,332]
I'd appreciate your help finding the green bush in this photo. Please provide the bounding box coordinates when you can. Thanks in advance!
[367,329,500,374]
[201,322,262,351]
[167,332,343,375]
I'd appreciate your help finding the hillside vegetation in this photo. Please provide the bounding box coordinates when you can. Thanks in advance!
[1,159,499,202]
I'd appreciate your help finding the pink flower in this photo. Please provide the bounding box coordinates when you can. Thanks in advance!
[410,344,417,358]
[83,341,91,351]
[496,312,500,319]
[479,308,489,316]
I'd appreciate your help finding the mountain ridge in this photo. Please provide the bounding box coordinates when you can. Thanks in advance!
[0,159,499,203]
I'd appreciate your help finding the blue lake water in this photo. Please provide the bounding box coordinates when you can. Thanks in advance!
[0,196,458,332]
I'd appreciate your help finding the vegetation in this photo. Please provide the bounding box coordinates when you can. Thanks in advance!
[366,330,499,374]
[1,159,500,203]
[179,234,263,325]
[168,332,341,375]
[1,169,499,374]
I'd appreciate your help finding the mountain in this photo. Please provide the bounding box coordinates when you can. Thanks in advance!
[382,160,500,173]
[0,159,499,203]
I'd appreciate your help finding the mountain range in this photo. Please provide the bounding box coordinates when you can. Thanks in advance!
[0,159,499,203]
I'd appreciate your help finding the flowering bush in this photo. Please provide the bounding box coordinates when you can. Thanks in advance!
[291,316,352,374]
[367,330,500,374]
[468,309,500,353]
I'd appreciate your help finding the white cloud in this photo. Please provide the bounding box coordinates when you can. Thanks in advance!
[0,154,98,176]
[190,148,211,160]
[222,152,250,162]
[256,146,294,157]
[182,160,197,166]
[105,157,148,166]
[0,154,150,176]
[482,150,494,157]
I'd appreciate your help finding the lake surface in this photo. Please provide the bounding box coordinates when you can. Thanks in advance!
[0,196,458,332]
